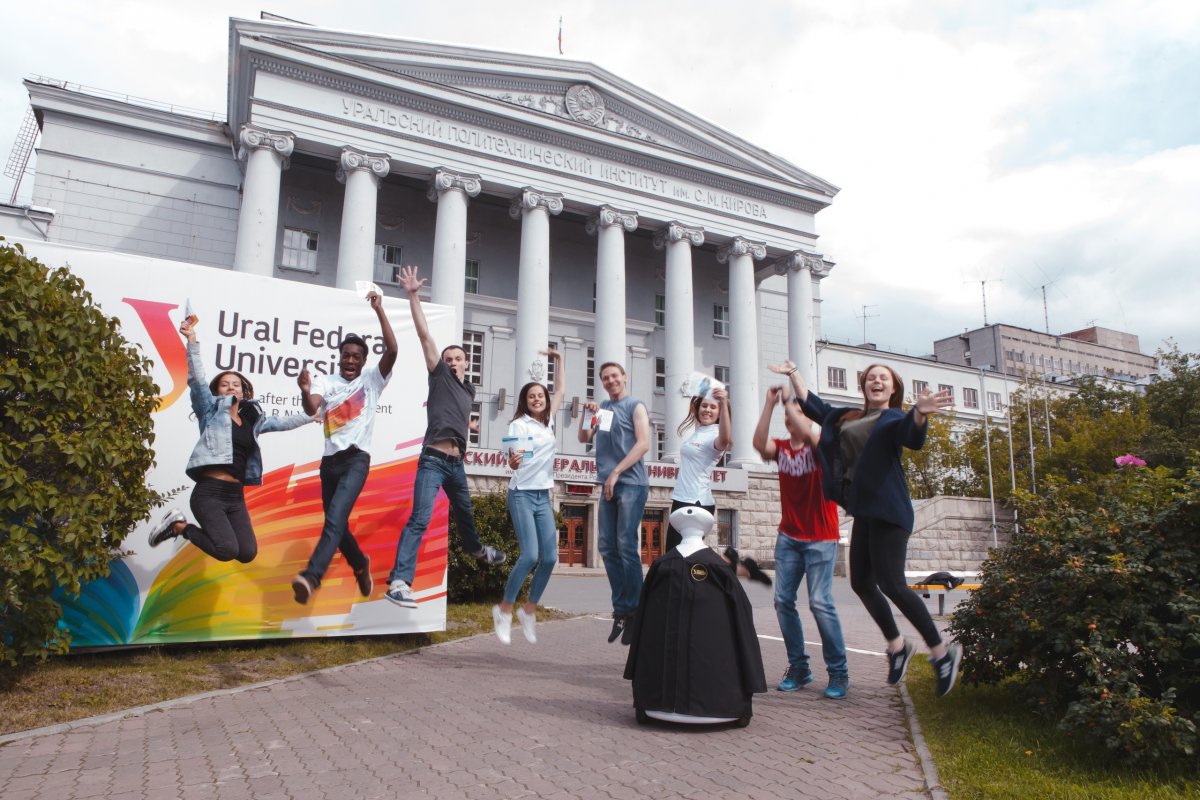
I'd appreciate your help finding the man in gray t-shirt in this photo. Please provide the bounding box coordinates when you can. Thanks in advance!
[384,265,506,610]
[579,361,650,644]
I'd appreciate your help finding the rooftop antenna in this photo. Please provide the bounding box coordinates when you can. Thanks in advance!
[965,278,1002,326]
[856,304,879,344]
[4,108,38,204]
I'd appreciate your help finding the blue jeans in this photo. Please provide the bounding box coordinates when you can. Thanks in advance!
[503,489,558,605]
[774,533,848,677]
[388,451,483,584]
[301,449,370,586]
[597,481,648,617]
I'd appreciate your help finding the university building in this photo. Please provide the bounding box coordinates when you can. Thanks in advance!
[3,16,844,565]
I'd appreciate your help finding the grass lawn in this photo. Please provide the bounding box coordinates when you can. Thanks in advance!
[906,659,1200,800]
[0,602,566,736]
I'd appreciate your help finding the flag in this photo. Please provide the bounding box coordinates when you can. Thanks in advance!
[558,16,563,55]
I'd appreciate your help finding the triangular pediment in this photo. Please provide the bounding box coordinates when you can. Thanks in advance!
[230,18,838,201]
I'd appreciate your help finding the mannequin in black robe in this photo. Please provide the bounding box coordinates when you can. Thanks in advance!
[623,508,767,724]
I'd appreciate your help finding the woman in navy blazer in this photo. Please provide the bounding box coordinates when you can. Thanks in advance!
[771,360,962,696]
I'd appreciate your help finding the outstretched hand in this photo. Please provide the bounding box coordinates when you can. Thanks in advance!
[398,265,426,294]
[297,367,311,394]
[366,291,383,311]
[179,319,197,343]
[915,388,954,416]
[768,361,797,375]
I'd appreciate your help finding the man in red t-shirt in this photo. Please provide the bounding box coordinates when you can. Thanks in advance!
[752,385,849,699]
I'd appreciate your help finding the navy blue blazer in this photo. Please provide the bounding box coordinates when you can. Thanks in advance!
[799,391,928,532]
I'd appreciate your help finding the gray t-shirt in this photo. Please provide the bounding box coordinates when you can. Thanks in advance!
[595,395,648,486]
[838,408,883,482]
[422,360,476,452]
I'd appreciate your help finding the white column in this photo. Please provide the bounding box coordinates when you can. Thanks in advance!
[587,205,639,370]
[428,169,482,326]
[653,221,704,462]
[774,251,820,391]
[334,148,390,290]
[717,236,767,467]
[233,125,294,276]
[509,188,563,394]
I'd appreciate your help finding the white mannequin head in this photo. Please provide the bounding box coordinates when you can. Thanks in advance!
[668,506,714,556]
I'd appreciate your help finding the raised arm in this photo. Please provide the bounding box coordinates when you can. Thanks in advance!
[180,319,212,417]
[902,387,954,450]
[398,265,439,372]
[768,359,809,403]
[752,385,782,461]
[298,367,322,417]
[544,349,566,420]
[368,291,399,379]
[578,400,598,444]
[712,385,732,453]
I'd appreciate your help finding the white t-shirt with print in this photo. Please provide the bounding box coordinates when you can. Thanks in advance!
[673,423,724,505]
[506,415,556,491]
[311,365,390,457]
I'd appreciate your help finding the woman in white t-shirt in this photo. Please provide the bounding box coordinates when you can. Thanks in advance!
[666,386,731,549]
[493,349,565,645]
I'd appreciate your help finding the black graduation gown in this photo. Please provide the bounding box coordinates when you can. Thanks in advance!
[623,547,767,720]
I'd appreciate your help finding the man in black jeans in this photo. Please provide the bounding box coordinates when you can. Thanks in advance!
[291,291,397,604]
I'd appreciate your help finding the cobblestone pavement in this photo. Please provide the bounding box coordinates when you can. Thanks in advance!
[0,575,951,799]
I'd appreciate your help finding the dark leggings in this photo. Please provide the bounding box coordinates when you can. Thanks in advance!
[185,477,257,563]
[664,499,716,550]
[848,516,941,648]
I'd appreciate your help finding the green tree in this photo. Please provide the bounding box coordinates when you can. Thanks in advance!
[0,241,162,667]
[1142,344,1200,469]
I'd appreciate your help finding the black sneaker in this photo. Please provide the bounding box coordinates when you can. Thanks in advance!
[932,643,963,697]
[887,639,916,684]
[291,574,314,605]
[353,556,373,598]
[471,545,507,565]
[741,557,773,587]
[148,509,185,548]
[607,614,624,643]
[620,614,636,646]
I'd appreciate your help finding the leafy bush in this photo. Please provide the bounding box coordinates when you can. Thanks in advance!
[0,241,163,667]
[949,459,1200,765]
[447,492,562,603]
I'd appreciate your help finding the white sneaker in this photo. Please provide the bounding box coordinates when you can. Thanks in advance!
[148,509,185,547]
[385,580,418,608]
[492,605,512,645]
[516,606,537,644]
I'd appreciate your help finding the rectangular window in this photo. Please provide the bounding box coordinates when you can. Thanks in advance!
[963,387,979,409]
[462,330,484,386]
[912,380,929,397]
[654,294,665,327]
[464,259,479,295]
[281,227,319,272]
[586,346,595,395]
[655,424,665,461]
[827,367,847,390]
[713,304,729,338]
[375,243,403,283]
[714,365,730,384]
[856,371,863,390]
[545,342,558,395]
[655,357,666,391]
[469,401,481,447]
[938,383,955,403]
[716,509,737,549]
[987,391,1002,412]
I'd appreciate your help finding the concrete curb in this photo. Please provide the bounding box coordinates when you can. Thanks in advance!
[899,680,950,800]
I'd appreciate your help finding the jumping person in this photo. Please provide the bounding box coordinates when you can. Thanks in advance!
[752,384,848,699]
[385,265,505,609]
[665,386,731,550]
[579,362,649,645]
[770,360,962,696]
[492,349,565,645]
[148,319,314,561]
[291,291,397,604]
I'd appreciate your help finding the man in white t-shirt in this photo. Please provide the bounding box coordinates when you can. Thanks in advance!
[291,291,397,604]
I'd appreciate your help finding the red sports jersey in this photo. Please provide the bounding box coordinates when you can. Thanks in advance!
[773,438,839,541]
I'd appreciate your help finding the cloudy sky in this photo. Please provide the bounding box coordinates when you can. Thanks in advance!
[2,0,1196,357]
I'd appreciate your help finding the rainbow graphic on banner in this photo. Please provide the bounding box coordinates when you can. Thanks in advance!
[56,456,448,646]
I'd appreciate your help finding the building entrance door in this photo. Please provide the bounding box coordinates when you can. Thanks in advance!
[558,504,590,567]
[640,508,667,565]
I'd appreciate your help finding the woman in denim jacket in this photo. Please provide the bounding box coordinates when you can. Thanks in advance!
[147,319,313,562]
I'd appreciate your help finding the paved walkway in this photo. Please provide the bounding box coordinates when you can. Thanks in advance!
[0,575,961,799]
